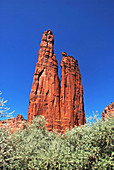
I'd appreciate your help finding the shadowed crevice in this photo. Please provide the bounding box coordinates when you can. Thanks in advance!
[38,68,45,81]
[35,68,45,94]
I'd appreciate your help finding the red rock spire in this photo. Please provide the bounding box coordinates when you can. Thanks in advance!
[60,52,86,131]
[27,30,86,132]
[27,30,61,131]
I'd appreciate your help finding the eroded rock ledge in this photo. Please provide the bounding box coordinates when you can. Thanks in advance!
[102,102,114,119]
[0,114,26,133]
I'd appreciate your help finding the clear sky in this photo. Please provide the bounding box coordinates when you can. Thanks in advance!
[0,0,114,120]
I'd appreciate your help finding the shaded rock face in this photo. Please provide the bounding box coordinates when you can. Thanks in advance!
[60,52,86,131]
[28,29,85,132]
[102,102,114,119]
[28,30,61,131]
[0,114,26,133]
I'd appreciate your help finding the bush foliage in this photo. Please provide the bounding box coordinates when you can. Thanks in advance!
[0,114,114,169]
[0,91,14,120]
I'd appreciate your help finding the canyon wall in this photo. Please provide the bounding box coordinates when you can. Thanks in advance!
[102,102,114,119]
[0,114,26,133]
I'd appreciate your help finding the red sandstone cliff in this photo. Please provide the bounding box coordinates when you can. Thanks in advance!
[60,52,86,131]
[0,114,26,133]
[27,30,86,132]
[27,30,61,131]
[102,102,114,119]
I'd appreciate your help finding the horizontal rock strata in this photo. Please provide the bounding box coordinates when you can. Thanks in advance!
[0,114,26,133]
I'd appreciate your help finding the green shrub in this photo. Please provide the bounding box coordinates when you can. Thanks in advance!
[0,91,14,120]
[0,114,113,169]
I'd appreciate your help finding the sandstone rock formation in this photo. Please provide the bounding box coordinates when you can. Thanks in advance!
[27,30,61,131]
[102,102,114,119]
[60,52,86,131]
[28,29,86,132]
[0,114,26,133]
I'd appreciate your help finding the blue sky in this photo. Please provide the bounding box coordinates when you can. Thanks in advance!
[0,0,114,120]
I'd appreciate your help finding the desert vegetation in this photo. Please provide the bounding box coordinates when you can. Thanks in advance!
[0,116,113,169]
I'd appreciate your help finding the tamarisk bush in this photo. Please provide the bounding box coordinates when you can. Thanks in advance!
[0,114,113,169]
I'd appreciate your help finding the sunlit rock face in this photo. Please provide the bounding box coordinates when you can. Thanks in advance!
[27,30,61,132]
[0,114,26,133]
[60,52,86,131]
[102,102,114,119]
[28,30,86,132]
